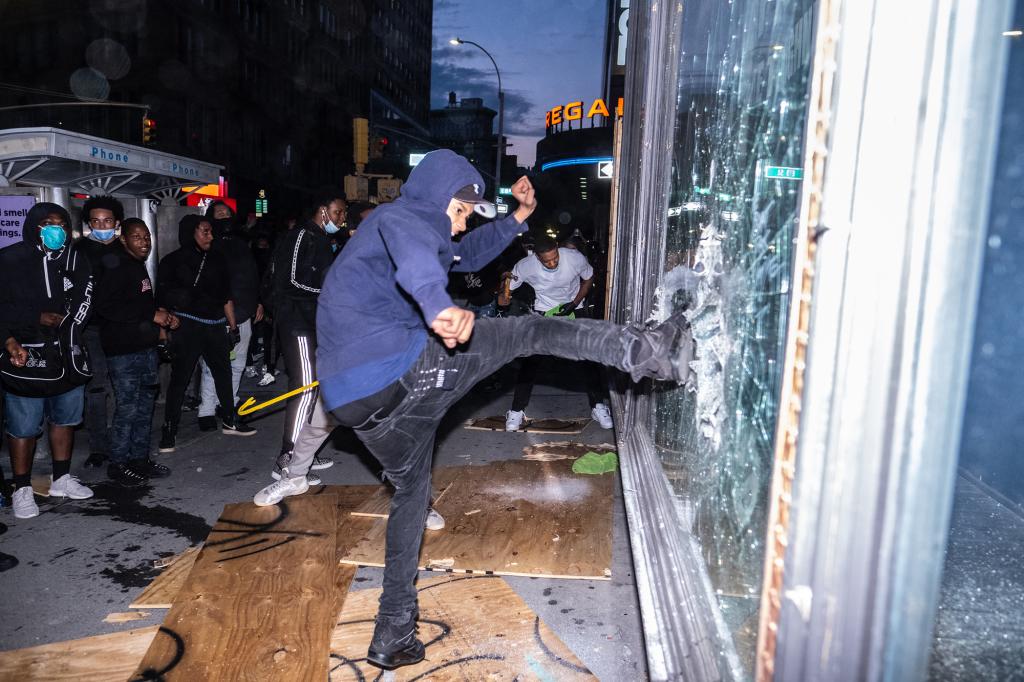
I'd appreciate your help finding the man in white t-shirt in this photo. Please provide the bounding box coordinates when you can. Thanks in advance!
[504,236,614,430]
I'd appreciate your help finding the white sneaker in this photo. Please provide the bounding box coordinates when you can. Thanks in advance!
[425,507,445,531]
[258,372,276,387]
[254,475,310,506]
[48,474,94,499]
[271,467,321,485]
[591,403,614,430]
[505,409,525,432]
[12,486,39,519]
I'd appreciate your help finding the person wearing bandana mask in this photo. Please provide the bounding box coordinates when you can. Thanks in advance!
[0,202,95,519]
[76,196,126,469]
[267,195,345,483]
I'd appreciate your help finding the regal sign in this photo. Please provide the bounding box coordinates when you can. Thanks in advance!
[545,97,625,127]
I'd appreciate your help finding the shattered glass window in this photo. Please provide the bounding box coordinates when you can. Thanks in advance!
[652,0,817,670]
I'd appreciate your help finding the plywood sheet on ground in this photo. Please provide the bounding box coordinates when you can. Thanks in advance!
[130,546,202,609]
[341,459,614,579]
[522,440,616,462]
[133,492,340,681]
[329,576,596,681]
[465,415,591,434]
[350,479,455,519]
[0,626,158,681]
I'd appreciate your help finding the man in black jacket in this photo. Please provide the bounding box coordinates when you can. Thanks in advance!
[0,202,94,519]
[77,195,126,468]
[196,201,263,431]
[269,195,344,482]
[157,214,254,452]
[94,218,178,486]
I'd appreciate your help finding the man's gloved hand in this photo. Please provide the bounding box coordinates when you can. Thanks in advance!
[554,301,578,317]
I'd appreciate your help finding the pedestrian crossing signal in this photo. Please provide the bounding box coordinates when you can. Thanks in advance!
[142,117,156,146]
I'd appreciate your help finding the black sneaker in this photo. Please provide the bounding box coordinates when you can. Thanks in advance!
[221,418,256,436]
[0,550,18,572]
[623,310,696,383]
[158,423,177,453]
[84,452,108,468]
[366,615,425,670]
[198,416,218,432]
[139,459,171,479]
[311,455,334,471]
[108,462,149,488]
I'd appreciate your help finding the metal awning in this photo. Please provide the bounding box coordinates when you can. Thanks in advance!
[0,127,221,200]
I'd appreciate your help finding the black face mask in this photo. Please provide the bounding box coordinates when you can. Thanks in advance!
[211,217,233,238]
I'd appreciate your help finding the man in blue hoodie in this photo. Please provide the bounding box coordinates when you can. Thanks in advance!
[259,150,693,670]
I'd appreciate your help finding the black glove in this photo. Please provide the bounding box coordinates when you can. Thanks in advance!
[157,340,175,364]
[227,326,241,349]
[554,301,578,316]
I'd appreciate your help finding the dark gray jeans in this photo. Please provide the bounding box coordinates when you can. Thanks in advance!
[83,327,109,454]
[330,314,641,623]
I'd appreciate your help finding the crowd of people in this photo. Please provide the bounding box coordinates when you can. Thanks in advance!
[0,150,694,671]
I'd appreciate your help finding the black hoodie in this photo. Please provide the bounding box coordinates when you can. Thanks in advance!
[94,249,160,356]
[0,202,93,345]
[156,214,231,321]
[205,207,259,323]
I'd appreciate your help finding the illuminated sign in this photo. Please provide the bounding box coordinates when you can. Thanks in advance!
[545,98,624,127]
[616,1,629,70]
[540,156,613,172]
[765,166,803,180]
[409,153,426,167]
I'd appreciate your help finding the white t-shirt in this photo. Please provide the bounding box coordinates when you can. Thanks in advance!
[510,248,594,313]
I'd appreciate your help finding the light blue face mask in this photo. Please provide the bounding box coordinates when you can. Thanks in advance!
[324,220,340,234]
[90,228,116,242]
[40,225,67,250]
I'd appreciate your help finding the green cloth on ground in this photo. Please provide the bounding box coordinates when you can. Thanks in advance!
[572,451,619,475]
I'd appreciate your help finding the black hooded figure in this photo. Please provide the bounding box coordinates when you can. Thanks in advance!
[0,201,95,518]
[155,213,253,452]
[194,200,262,431]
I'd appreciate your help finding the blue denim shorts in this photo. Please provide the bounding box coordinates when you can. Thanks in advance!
[4,385,85,438]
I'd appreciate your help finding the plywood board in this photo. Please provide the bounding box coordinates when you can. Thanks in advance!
[341,460,614,579]
[465,415,591,434]
[350,480,454,519]
[130,546,202,609]
[133,493,340,681]
[329,576,595,681]
[522,440,616,462]
[0,626,159,681]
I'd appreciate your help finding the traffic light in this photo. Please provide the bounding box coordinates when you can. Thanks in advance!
[353,117,368,166]
[370,135,388,160]
[142,116,156,146]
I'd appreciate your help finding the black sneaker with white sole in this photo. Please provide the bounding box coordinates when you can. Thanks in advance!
[311,455,334,470]
[139,459,171,478]
[158,423,176,453]
[623,310,697,383]
[366,615,425,670]
[108,462,149,487]
[221,418,256,436]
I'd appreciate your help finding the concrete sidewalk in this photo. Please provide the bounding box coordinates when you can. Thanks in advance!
[0,365,647,679]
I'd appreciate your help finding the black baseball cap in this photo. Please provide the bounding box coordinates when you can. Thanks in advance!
[452,183,497,219]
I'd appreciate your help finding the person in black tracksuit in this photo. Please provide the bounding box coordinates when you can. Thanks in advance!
[156,214,254,452]
[93,219,178,486]
[272,195,345,462]
[77,195,126,468]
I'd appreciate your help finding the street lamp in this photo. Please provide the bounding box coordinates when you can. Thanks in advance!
[450,37,504,199]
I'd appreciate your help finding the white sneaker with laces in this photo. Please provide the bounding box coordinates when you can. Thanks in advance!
[425,507,445,531]
[12,486,39,519]
[591,403,614,430]
[48,474,94,499]
[271,467,321,485]
[505,409,525,432]
[258,372,276,386]
[254,475,310,506]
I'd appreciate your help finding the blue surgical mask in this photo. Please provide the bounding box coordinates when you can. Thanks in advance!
[90,228,116,242]
[40,225,67,250]
[324,219,340,234]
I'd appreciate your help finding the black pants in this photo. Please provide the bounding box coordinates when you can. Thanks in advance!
[280,331,317,454]
[165,319,234,428]
[330,314,640,624]
[511,356,607,411]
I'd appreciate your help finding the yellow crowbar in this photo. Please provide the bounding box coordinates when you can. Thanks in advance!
[237,381,319,416]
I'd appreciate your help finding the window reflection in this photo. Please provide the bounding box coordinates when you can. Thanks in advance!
[653,0,816,672]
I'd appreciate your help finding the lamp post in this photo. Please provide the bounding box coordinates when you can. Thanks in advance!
[450,37,504,199]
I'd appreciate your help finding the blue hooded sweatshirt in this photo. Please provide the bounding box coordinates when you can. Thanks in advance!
[316,149,527,411]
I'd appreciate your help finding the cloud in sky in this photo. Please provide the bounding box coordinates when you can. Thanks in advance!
[431,0,608,167]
